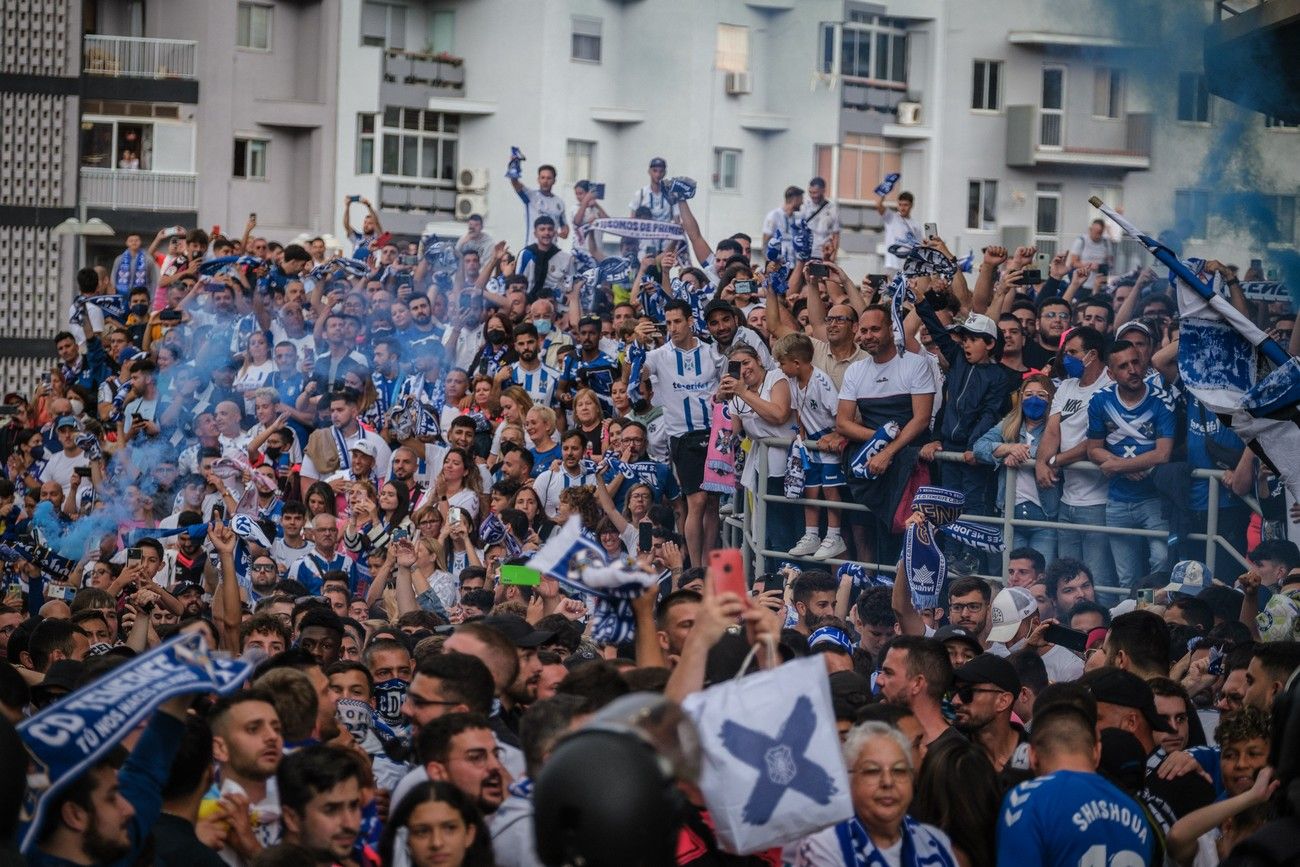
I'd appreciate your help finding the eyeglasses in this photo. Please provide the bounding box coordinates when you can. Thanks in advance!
[1041,311,1071,320]
[952,684,1006,704]
[849,762,910,782]
[824,315,855,324]
[949,602,986,614]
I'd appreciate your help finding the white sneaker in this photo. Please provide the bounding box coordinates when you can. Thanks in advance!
[788,533,821,557]
[813,535,848,561]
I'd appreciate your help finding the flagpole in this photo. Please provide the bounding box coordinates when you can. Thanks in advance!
[1089,196,1291,367]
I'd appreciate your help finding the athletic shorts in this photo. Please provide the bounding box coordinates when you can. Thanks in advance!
[669,431,711,496]
[805,461,846,489]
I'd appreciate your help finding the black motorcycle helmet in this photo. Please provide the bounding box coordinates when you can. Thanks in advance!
[533,726,683,866]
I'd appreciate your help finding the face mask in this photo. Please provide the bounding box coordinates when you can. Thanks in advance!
[487,329,507,345]
[29,445,44,461]
[534,318,552,336]
[1021,395,1048,421]
[69,399,85,416]
[130,303,148,317]
[265,447,281,460]
[1061,353,1085,379]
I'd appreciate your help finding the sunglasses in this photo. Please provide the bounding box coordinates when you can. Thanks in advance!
[952,684,1006,704]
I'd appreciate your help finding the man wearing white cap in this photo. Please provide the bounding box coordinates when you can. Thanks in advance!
[986,585,1084,683]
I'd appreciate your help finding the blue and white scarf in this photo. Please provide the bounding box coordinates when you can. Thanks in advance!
[832,815,957,867]
[588,218,686,241]
[114,249,150,294]
[873,173,901,197]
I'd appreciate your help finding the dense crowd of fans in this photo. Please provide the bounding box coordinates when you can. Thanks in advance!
[0,152,1297,867]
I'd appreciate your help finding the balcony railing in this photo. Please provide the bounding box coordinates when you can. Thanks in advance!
[83,34,198,80]
[1006,105,1152,170]
[382,49,465,91]
[80,167,197,211]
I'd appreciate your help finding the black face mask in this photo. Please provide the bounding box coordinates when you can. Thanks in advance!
[265,447,282,460]
[487,329,507,345]
[130,303,149,317]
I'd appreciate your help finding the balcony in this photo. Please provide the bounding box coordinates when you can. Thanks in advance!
[1005,105,1152,171]
[80,167,197,211]
[381,49,465,106]
[83,34,197,79]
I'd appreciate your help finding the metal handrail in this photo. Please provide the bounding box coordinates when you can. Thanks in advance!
[740,436,1258,594]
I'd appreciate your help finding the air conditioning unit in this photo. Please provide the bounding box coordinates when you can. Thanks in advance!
[725,71,752,95]
[455,192,488,221]
[457,167,489,192]
[896,101,922,126]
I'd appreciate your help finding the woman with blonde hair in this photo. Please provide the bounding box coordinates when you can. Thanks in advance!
[571,387,606,454]
[973,372,1059,558]
[524,406,561,476]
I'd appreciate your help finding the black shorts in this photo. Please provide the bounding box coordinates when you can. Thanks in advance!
[669,431,711,496]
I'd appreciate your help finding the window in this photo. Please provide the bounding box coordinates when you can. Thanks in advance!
[716,24,749,73]
[1177,72,1210,123]
[1040,66,1065,147]
[1265,115,1299,130]
[361,1,406,50]
[428,10,454,54]
[1174,189,1210,238]
[571,17,601,63]
[1265,195,1297,244]
[967,180,997,230]
[813,135,901,202]
[236,2,271,50]
[565,140,594,184]
[713,148,741,191]
[819,18,907,85]
[1035,183,1062,257]
[357,114,376,174]
[80,118,155,169]
[379,108,458,181]
[233,137,267,179]
[1093,68,1124,118]
[971,60,1001,111]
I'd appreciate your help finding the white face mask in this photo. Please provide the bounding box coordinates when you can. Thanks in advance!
[69,399,85,416]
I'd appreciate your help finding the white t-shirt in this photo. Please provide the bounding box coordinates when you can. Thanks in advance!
[627,185,678,222]
[40,449,89,496]
[799,197,842,253]
[762,208,796,261]
[517,188,568,232]
[788,367,840,465]
[533,466,597,518]
[1050,371,1114,507]
[67,300,105,346]
[1068,233,1114,287]
[838,351,937,431]
[729,369,795,484]
[881,209,922,271]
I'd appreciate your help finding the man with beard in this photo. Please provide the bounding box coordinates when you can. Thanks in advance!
[31,694,190,867]
[703,299,773,370]
[386,446,424,502]
[172,582,205,619]
[205,689,285,865]
[950,653,1031,789]
[873,635,960,753]
[277,745,369,867]
[790,571,837,637]
[1023,296,1071,370]
[444,618,552,748]
[296,609,344,667]
[556,315,620,417]
[497,323,560,408]
[246,553,282,600]
[413,713,510,818]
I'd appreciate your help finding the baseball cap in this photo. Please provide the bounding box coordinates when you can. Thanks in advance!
[1084,668,1174,733]
[933,624,983,658]
[479,614,557,649]
[1161,560,1212,598]
[987,586,1038,643]
[55,415,80,430]
[1115,320,1152,340]
[951,313,998,341]
[349,440,377,458]
[649,157,667,169]
[32,659,85,702]
[172,581,204,598]
[703,298,737,319]
[953,653,1021,694]
[828,670,873,721]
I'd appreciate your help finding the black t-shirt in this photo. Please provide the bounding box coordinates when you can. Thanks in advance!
[1022,339,1054,371]
[152,813,226,867]
[1140,752,1217,834]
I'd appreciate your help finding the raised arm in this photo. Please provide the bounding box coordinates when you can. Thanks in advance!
[675,199,714,265]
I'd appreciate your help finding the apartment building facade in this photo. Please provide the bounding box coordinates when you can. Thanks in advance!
[2,0,1295,387]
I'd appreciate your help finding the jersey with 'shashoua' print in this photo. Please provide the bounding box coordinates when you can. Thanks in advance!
[997,770,1154,867]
